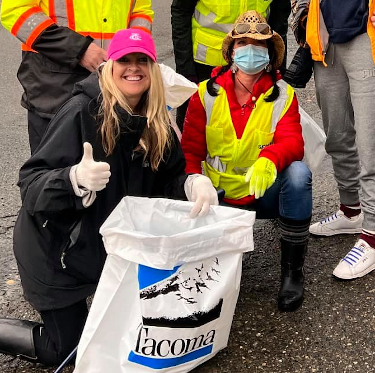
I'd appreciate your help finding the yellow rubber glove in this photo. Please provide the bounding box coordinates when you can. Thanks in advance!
[244,158,277,199]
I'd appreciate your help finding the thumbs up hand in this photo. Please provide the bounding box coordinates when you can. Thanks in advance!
[76,142,111,191]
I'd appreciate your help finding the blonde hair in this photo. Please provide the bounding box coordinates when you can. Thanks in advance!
[98,59,171,171]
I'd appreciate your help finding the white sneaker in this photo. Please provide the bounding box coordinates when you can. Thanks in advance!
[333,239,375,279]
[309,210,363,236]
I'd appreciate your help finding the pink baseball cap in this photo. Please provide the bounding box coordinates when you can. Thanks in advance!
[107,28,157,62]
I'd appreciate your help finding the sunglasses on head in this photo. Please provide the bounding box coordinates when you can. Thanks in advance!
[233,22,271,36]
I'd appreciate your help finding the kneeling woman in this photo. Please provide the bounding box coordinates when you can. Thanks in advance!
[181,11,312,312]
[0,29,217,365]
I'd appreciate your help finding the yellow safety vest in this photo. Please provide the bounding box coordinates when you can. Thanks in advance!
[198,79,294,199]
[192,0,272,67]
[0,0,153,51]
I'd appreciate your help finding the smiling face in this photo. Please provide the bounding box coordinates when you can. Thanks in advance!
[112,53,151,109]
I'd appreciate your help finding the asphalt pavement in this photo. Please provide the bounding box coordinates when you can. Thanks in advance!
[0,1,375,373]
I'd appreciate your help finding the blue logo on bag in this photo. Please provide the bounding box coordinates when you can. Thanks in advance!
[128,261,223,369]
[138,265,181,290]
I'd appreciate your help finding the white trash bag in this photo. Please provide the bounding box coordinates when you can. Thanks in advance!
[159,63,198,110]
[299,106,327,174]
[74,196,255,373]
[159,64,198,141]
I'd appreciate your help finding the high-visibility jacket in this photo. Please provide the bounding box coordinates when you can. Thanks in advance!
[0,0,153,118]
[306,0,375,65]
[197,79,294,200]
[192,0,272,67]
[1,0,153,51]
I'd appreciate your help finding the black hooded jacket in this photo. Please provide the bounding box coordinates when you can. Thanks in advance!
[14,72,188,311]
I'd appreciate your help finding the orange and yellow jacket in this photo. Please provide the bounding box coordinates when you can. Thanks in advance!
[306,0,375,65]
[0,0,153,116]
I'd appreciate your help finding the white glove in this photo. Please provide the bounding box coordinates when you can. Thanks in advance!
[76,142,111,191]
[185,175,219,219]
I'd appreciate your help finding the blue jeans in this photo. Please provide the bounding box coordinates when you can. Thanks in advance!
[221,161,312,221]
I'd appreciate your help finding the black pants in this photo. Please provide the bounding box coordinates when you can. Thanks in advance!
[33,300,88,366]
[176,63,214,132]
[27,110,51,154]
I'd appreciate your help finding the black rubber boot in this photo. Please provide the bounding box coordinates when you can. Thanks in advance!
[278,238,308,312]
[0,318,41,361]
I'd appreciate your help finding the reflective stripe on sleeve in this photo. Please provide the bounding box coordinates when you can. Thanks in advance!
[12,8,54,46]
[129,15,152,31]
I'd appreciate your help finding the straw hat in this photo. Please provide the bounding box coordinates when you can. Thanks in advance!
[222,10,285,70]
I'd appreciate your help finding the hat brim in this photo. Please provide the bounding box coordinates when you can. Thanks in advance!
[231,32,273,41]
[109,47,156,62]
[222,30,285,69]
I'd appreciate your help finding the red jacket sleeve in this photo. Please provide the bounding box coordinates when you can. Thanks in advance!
[259,94,304,172]
[181,91,207,174]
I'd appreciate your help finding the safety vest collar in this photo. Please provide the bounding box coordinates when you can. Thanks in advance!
[202,79,290,132]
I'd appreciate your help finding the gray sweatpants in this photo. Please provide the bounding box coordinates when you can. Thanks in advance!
[314,32,375,230]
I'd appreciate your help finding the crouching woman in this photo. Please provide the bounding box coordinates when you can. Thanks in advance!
[181,11,312,313]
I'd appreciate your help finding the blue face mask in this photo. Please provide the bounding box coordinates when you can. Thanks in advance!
[233,44,270,75]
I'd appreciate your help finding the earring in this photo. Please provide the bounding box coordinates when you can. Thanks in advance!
[265,63,272,72]
[231,64,238,73]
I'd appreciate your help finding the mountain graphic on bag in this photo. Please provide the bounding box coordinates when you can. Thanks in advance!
[129,259,226,369]
[74,197,255,373]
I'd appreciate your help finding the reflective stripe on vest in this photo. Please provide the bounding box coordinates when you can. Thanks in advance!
[194,9,233,34]
[54,0,69,27]
[78,33,115,50]
[199,79,294,199]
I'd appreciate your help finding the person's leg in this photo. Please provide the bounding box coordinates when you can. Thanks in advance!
[314,45,361,206]
[0,299,88,366]
[310,43,363,236]
[35,299,88,365]
[343,33,375,235]
[257,161,312,311]
[277,162,312,311]
[255,161,312,221]
[27,110,51,154]
[331,33,375,279]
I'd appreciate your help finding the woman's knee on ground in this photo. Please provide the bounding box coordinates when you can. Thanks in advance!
[281,161,312,192]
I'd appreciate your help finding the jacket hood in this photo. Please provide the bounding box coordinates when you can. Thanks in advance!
[72,70,101,99]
